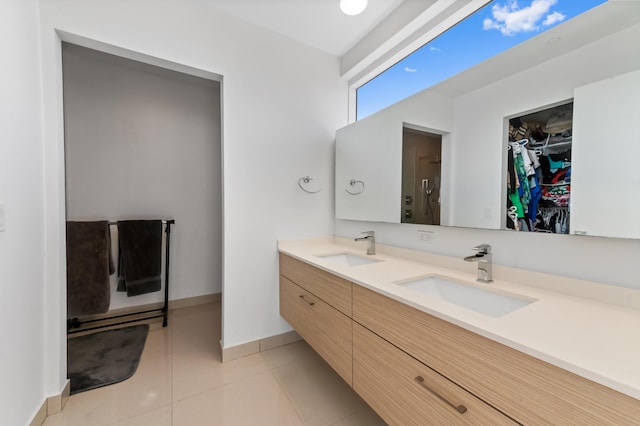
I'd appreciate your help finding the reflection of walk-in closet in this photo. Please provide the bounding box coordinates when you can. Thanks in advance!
[506,102,572,233]
[402,128,442,225]
[62,43,222,327]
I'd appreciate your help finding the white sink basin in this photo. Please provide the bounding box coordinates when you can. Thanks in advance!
[397,275,535,317]
[316,252,383,267]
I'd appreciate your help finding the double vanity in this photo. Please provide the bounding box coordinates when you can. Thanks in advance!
[279,237,640,425]
[279,4,640,424]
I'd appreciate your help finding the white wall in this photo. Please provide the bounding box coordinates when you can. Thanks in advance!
[0,0,47,424]
[571,69,640,239]
[38,0,347,385]
[63,43,222,309]
[336,23,640,291]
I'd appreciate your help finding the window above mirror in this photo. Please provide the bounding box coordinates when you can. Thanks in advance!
[356,0,607,121]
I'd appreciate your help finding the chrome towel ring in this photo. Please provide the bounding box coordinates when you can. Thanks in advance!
[345,179,365,195]
[298,176,321,194]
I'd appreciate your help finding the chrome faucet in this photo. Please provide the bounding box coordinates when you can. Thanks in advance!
[464,244,493,283]
[355,231,376,255]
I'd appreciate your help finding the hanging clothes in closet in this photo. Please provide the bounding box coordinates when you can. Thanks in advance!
[506,110,571,234]
[506,139,541,232]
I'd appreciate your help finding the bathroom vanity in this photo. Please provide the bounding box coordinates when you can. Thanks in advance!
[279,238,640,425]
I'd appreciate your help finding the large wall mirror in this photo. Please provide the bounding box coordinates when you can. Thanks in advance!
[335,1,640,239]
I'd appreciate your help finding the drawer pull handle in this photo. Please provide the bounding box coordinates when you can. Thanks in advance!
[415,376,467,414]
[298,295,315,306]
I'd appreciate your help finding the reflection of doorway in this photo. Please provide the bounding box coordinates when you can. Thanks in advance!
[505,102,572,233]
[402,128,442,225]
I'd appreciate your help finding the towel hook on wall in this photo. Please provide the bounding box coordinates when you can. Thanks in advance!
[298,176,321,194]
[345,179,365,195]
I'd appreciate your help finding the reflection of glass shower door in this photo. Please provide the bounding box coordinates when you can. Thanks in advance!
[402,128,442,225]
[417,155,441,225]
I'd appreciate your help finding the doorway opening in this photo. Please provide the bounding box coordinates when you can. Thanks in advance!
[61,42,223,337]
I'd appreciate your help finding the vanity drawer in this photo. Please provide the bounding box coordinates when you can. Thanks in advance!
[280,276,352,385]
[353,323,516,425]
[280,254,352,317]
[353,285,640,425]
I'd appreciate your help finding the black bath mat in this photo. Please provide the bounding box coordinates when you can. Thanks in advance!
[67,324,149,395]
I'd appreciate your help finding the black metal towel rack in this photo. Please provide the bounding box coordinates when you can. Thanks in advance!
[67,219,175,334]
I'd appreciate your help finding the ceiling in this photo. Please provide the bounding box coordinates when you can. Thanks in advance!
[199,0,406,57]
[197,0,490,85]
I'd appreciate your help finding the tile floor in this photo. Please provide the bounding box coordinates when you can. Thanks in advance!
[44,302,386,426]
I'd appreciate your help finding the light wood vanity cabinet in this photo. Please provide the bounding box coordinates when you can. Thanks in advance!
[353,322,516,425]
[353,285,640,425]
[280,254,352,316]
[279,253,640,425]
[279,255,353,385]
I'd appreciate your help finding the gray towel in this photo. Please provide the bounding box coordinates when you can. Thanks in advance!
[66,221,114,317]
[117,220,163,297]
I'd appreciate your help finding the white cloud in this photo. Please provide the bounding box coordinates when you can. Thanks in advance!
[483,0,565,36]
[543,11,566,26]
[404,67,417,73]
[429,46,441,53]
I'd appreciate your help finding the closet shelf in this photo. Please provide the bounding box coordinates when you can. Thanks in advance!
[540,182,570,186]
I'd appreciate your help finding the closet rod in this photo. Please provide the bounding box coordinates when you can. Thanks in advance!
[530,141,572,149]
[108,219,175,225]
[540,182,570,187]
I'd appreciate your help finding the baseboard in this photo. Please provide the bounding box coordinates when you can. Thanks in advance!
[29,400,47,426]
[259,330,302,351]
[29,379,70,426]
[169,293,221,310]
[220,339,260,362]
[220,330,302,362]
[47,379,70,415]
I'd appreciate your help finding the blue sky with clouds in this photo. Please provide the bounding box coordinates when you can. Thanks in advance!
[356,0,607,120]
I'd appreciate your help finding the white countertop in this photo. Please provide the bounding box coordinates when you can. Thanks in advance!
[278,237,640,400]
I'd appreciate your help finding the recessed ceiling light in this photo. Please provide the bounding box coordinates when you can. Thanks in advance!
[340,0,368,16]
